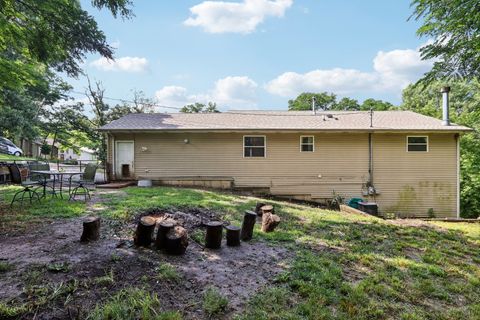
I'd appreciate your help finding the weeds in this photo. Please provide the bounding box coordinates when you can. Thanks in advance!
[110,253,122,262]
[94,269,115,286]
[202,287,228,317]
[155,263,180,282]
[0,261,14,273]
[47,262,71,273]
[88,287,181,320]
[0,302,28,318]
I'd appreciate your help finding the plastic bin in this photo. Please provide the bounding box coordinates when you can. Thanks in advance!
[348,198,364,209]
[358,202,378,216]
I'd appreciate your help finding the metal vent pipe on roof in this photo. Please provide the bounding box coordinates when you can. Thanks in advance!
[441,86,450,126]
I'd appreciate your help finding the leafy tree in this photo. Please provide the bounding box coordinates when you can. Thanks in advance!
[360,98,394,111]
[402,79,480,218]
[288,92,337,111]
[410,0,480,80]
[0,0,133,94]
[0,70,70,141]
[332,97,360,111]
[180,102,220,113]
[107,90,156,120]
[0,0,134,157]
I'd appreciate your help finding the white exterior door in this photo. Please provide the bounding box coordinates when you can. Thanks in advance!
[115,141,134,179]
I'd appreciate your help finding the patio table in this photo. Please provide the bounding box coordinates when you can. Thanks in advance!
[31,170,82,199]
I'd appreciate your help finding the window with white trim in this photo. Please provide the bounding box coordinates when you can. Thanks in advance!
[407,136,428,152]
[300,136,314,152]
[244,136,265,157]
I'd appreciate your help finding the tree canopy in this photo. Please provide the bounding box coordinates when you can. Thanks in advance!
[0,0,133,90]
[180,102,220,113]
[0,0,134,158]
[288,92,396,111]
[411,0,480,80]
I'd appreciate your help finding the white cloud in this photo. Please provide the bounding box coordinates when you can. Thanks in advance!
[155,86,191,108]
[155,76,258,110]
[373,48,432,90]
[212,76,258,105]
[90,56,148,72]
[184,0,293,34]
[265,47,433,97]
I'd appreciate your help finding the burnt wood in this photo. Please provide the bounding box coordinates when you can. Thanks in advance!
[165,226,189,255]
[155,220,175,250]
[241,210,257,241]
[205,221,223,249]
[80,216,100,242]
[225,225,241,246]
[134,216,156,247]
[255,202,266,215]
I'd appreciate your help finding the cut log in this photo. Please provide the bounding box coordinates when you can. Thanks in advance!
[134,216,156,247]
[261,213,281,232]
[155,220,175,250]
[225,225,241,246]
[260,205,274,217]
[205,221,223,249]
[254,202,266,215]
[241,210,257,241]
[80,216,100,242]
[165,226,189,255]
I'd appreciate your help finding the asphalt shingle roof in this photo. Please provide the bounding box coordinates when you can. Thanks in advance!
[98,110,471,132]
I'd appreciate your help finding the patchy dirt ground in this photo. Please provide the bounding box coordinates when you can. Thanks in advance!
[0,202,293,319]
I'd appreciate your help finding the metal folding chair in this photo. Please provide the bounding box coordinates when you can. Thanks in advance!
[10,163,42,206]
[69,163,98,201]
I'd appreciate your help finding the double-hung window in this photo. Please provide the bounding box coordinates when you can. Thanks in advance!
[407,136,428,152]
[244,136,266,157]
[300,136,314,152]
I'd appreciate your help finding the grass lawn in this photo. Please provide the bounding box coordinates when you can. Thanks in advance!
[0,154,36,161]
[1,186,480,319]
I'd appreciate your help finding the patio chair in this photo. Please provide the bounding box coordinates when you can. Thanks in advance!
[69,163,97,201]
[28,161,55,195]
[10,163,42,206]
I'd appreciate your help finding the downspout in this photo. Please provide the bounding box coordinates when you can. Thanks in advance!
[456,133,460,218]
[368,108,374,191]
[368,132,373,188]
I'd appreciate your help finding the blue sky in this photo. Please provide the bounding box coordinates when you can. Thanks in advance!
[69,0,431,111]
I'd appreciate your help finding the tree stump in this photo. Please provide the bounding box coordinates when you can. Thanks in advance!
[155,220,175,250]
[241,210,257,241]
[255,202,266,215]
[205,221,223,249]
[225,225,241,246]
[260,205,274,217]
[261,213,281,232]
[134,216,156,247]
[165,226,189,255]
[80,216,100,242]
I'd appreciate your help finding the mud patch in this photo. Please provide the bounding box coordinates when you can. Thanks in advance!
[0,208,293,319]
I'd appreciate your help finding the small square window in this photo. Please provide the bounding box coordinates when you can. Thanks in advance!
[244,136,266,157]
[407,136,428,152]
[300,136,314,152]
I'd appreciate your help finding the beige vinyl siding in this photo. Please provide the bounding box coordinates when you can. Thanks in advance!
[372,133,457,218]
[108,131,458,218]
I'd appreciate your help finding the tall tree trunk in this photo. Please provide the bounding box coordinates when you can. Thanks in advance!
[50,129,58,159]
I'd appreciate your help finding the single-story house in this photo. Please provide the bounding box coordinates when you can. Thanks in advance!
[99,109,471,218]
[59,147,97,161]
